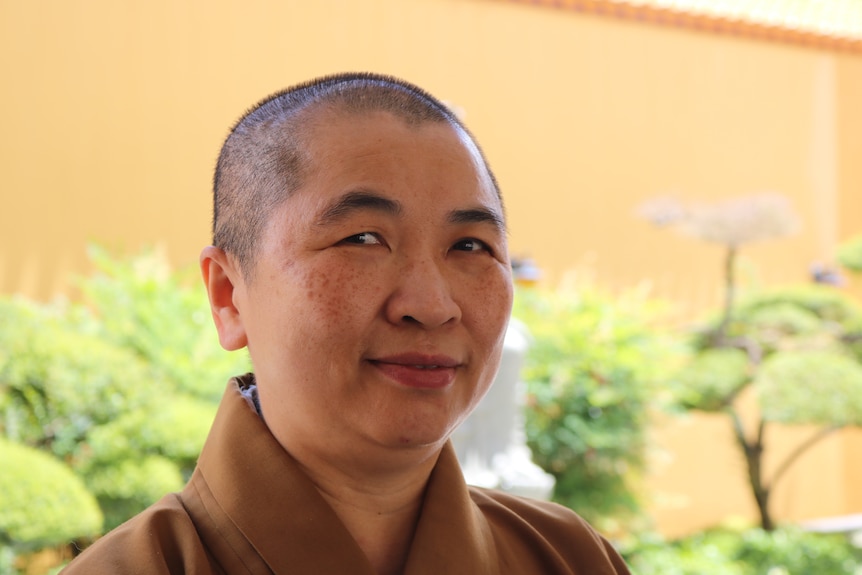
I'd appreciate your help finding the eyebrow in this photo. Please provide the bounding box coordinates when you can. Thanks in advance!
[314,188,506,233]
[447,207,507,233]
[315,190,402,226]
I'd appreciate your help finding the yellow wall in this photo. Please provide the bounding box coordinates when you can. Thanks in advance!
[2,0,860,536]
[650,398,859,537]
[4,0,860,301]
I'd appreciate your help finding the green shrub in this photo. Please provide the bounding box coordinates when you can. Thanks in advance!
[0,246,248,545]
[82,395,215,472]
[731,285,862,362]
[676,283,862,530]
[625,527,862,575]
[0,298,155,459]
[0,546,15,575]
[736,527,862,574]
[83,456,184,530]
[756,349,862,426]
[837,235,862,273]
[673,347,750,411]
[77,245,249,402]
[513,286,681,530]
[74,396,217,529]
[0,439,102,548]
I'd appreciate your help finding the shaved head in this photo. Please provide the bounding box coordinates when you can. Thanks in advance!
[212,72,500,277]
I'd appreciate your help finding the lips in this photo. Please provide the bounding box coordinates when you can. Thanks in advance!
[370,353,459,389]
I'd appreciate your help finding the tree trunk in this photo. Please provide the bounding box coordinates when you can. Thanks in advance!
[712,245,737,344]
[730,412,775,531]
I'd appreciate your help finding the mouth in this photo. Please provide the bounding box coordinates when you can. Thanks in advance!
[369,353,460,389]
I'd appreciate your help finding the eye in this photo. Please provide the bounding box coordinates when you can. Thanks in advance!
[452,238,490,253]
[340,232,383,246]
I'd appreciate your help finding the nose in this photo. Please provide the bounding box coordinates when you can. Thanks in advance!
[385,257,462,328]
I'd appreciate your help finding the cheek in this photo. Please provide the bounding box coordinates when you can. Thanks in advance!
[465,274,514,351]
[299,261,383,331]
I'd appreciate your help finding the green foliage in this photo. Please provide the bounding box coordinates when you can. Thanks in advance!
[735,527,862,574]
[739,303,824,352]
[82,396,215,471]
[837,235,862,273]
[83,456,184,530]
[0,295,178,535]
[684,284,862,419]
[625,526,862,575]
[75,396,217,529]
[647,195,862,532]
[513,286,681,529]
[0,547,15,575]
[0,438,102,548]
[676,282,862,530]
[625,529,746,575]
[735,285,862,346]
[674,348,750,411]
[757,350,862,426]
[0,245,247,548]
[0,298,155,459]
[78,245,249,402]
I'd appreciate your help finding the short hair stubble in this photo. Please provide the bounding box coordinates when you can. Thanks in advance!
[211,72,500,278]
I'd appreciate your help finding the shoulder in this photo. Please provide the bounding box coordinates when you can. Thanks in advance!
[62,493,216,575]
[468,485,600,544]
[468,487,631,574]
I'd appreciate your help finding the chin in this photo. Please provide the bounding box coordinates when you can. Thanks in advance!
[374,420,453,452]
[367,394,473,451]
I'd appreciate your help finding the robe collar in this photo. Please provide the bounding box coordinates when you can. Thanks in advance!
[188,376,500,574]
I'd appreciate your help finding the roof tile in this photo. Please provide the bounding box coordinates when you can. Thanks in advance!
[510,0,862,52]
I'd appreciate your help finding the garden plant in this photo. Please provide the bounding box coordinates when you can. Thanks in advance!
[643,194,862,531]
[514,282,682,534]
[0,247,248,572]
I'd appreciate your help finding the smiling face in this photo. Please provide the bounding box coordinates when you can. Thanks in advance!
[203,108,513,464]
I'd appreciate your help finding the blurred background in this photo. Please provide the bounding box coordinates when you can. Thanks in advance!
[2,0,862,572]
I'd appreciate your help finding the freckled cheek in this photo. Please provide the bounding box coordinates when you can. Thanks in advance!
[300,265,384,329]
[462,275,513,350]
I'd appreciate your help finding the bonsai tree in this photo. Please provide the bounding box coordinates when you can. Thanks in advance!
[642,193,862,531]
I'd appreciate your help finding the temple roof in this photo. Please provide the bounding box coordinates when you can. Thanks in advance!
[511,0,862,53]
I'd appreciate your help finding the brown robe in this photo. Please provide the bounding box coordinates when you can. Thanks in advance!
[62,377,630,574]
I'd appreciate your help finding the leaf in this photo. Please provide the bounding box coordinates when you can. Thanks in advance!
[756,350,862,426]
[0,439,102,547]
[674,348,751,411]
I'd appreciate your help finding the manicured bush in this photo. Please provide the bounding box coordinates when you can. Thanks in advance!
[624,526,862,575]
[837,235,862,273]
[70,396,216,530]
[78,245,249,402]
[0,438,102,548]
[676,284,862,530]
[82,395,216,472]
[0,298,155,459]
[756,349,862,426]
[514,286,682,531]
[82,456,184,531]
[0,246,248,549]
[644,195,862,530]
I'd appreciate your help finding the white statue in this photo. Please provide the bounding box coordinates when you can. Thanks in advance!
[451,319,555,500]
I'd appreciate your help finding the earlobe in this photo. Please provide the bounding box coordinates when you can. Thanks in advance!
[200,246,249,351]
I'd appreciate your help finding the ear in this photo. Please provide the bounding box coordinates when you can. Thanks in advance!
[200,246,249,351]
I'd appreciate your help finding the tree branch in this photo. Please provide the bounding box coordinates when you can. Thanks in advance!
[766,424,843,491]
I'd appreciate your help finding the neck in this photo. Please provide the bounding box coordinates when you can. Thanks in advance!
[295,445,443,575]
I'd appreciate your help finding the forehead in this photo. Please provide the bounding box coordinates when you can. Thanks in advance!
[248,107,507,276]
[295,107,499,204]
